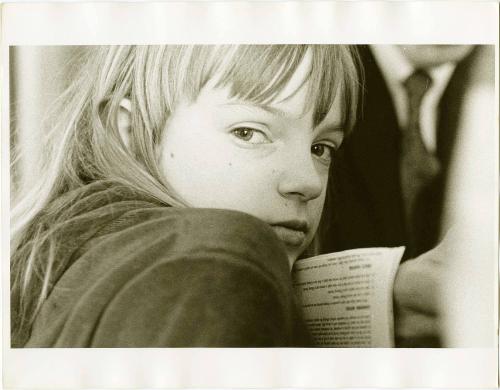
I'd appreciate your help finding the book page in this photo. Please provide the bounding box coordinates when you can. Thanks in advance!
[293,247,405,347]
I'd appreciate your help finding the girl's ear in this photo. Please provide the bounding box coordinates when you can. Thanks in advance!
[117,98,132,149]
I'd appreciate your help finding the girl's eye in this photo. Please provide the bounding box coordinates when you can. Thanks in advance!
[311,143,335,163]
[231,127,269,144]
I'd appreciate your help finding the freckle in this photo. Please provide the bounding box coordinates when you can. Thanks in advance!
[228,162,232,166]
[170,152,175,158]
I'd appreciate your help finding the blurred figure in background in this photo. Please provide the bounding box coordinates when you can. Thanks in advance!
[321,45,496,347]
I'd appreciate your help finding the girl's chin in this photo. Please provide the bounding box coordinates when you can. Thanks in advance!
[286,250,303,270]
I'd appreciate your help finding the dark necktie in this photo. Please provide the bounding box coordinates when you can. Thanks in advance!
[400,69,440,257]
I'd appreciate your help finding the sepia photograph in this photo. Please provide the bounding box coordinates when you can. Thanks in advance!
[2,1,498,388]
[9,43,496,349]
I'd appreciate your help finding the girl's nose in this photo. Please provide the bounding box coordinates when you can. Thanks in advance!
[277,151,323,202]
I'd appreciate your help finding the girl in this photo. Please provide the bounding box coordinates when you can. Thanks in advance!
[11,45,360,347]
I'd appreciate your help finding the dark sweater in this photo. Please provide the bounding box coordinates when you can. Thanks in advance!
[13,182,310,347]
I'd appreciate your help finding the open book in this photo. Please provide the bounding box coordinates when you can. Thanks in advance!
[292,247,405,347]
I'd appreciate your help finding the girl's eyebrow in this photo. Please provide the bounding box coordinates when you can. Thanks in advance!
[315,124,345,138]
[220,102,290,118]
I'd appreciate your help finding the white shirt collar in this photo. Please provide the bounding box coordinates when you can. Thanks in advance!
[371,45,414,85]
[370,45,456,153]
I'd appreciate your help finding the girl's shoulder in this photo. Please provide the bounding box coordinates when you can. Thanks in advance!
[24,181,298,347]
[49,180,287,265]
[34,180,290,286]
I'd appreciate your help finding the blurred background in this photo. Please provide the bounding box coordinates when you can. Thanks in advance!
[10,46,88,197]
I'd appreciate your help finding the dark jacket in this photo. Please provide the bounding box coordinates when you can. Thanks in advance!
[13,181,310,347]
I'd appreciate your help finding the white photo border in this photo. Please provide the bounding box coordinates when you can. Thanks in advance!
[2,1,499,388]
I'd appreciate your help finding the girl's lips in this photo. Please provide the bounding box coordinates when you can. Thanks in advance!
[270,225,307,247]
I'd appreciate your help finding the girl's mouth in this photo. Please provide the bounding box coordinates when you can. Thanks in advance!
[270,221,308,247]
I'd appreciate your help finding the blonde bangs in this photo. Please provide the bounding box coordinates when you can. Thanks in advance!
[168,45,361,132]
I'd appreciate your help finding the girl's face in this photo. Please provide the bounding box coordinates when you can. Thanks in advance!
[159,54,344,266]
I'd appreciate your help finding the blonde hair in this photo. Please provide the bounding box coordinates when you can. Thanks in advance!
[11,45,361,345]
